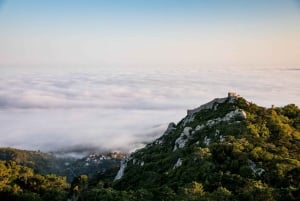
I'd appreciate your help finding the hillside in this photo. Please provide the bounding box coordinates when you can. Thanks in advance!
[0,93,299,201]
[0,148,124,182]
[84,93,300,200]
[0,147,63,174]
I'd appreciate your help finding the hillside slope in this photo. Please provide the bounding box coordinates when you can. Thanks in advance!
[85,93,300,201]
[0,147,61,174]
[0,148,123,182]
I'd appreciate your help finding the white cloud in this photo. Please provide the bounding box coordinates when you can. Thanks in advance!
[0,66,299,153]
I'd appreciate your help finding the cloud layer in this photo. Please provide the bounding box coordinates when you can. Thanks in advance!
[0,66,299,153]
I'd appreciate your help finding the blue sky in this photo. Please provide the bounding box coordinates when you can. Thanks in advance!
[0,0,300,68]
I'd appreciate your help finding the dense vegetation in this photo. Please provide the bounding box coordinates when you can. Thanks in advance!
[0,148,121,182]
[0,147,77,178]
[0,161,69,201]
[0,96,299,200]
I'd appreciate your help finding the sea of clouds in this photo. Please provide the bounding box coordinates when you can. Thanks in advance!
[0,66,299,154]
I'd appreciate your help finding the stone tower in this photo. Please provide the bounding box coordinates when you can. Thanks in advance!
[228,92,237,98]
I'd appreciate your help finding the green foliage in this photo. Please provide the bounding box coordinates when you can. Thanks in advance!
[0,148,58,174]
[0,161,69,201]
[0,148,122,183]
[109,97,300,201]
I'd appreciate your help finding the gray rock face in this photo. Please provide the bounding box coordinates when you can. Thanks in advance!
[163,122,176,135]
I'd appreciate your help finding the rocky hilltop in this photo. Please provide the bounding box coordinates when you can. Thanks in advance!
[110,93,300,200]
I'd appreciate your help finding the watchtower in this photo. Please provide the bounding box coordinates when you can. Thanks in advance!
[228,92,237,98]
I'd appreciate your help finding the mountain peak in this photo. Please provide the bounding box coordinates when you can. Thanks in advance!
[112,94,300,200]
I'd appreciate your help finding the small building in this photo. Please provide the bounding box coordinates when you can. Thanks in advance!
[228,92,238,98]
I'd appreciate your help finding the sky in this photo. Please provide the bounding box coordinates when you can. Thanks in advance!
[0,0,299,155]
[0,0,300,67]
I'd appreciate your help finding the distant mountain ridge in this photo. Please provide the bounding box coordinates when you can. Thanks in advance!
[0,147,59,174]
[0,147,125,182]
